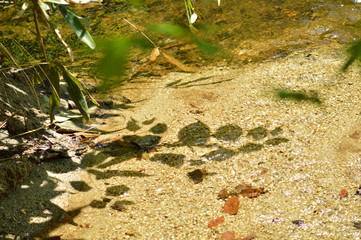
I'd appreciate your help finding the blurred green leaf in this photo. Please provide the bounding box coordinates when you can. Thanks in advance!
[98,38,130,77]
[149,23,191,39]
[194,38,219,56]
[97,38,150,92]
[149,23,219,56]
[58,5,96,49]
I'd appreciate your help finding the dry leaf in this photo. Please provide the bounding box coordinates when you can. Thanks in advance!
[234,184,253,193]
[208,216,225,228]
[161,51,197,73]
[223,196,239,215]
[149,47,160,61]
[235,184,264,198]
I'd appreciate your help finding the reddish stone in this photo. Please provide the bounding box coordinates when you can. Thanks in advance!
[339,189,348,199]
[208,216,225,228]
[219,231,235,240]
[223,196,239,215]
[260,169,268,175]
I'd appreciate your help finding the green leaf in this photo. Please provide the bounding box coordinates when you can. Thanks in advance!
[48,66,61,122]
[33,64,50,84]
[58,64,90,122]
[55,62,97,105]
[58,5,96,49]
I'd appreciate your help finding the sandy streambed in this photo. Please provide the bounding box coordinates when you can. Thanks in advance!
[34,44,361,239]
[3,44,361,239]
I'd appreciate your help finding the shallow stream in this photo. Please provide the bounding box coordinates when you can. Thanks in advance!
[3,0,361,239]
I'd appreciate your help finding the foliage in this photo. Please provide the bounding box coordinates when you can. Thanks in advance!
[0,0,222,121]
[0,0,98,122]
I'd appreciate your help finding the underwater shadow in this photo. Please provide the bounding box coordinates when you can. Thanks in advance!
[155,122,290,167]
[166,76,234,88]
[275,89,322,103]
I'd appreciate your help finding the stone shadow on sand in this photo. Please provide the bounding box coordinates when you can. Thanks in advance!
[156,122,289,166]
[90,119,290,169]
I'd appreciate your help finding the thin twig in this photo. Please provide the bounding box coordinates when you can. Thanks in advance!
[33,5,48,62]
[34,0,74,62]
[13,123,49,137]
[0,110,19,129]
[117,15,158,48]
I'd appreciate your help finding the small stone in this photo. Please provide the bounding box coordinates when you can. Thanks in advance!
[223,196,239,215]
[218,189,229,200]
[356,186,361,195]
[339,189,348,199]
[188,168,207,184]
[219,231,235,240]
[125,230,135,236]
[208,216,225,228]
[111,201,127,211]
[354,222,361,229]
[292,220,305,227]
